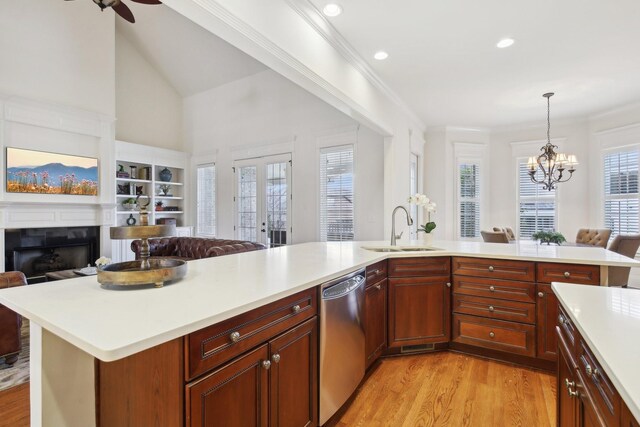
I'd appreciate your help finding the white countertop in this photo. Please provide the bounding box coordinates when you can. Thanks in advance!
[552,283,640,422]
[0,240,637,362]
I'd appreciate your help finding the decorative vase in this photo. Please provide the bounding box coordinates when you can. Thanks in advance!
[159,167,173,182]
[422,233,434,246]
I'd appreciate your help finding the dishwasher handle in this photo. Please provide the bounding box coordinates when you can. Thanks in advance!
[322,275,365,300]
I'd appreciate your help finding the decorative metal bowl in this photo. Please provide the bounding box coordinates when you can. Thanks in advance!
[97,258,187,288]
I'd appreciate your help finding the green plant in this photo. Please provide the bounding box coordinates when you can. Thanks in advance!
[532,230,566,245]
[418,222,436,234]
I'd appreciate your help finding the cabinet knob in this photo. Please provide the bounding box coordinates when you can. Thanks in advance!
[489,286,495,292]
[446,282,452,288]
[558,314,565,325]
[568,388,579,398]
[565,378,576,389]
[262,360,271,370]
[292,305,301,314]
[375,284,382,290]
[564,271,571,278]
[375,269,381,275]
[538,292,544,298]
[229,331,241,343]
[488,266,494,272]
[488,306,495,312]
[489,331,495,338]
[585,364,593,376]
[272,353,281,364]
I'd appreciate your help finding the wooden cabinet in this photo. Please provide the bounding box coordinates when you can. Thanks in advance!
[365,278,387,369]
[187,318,318,427]
[536,283,559,361]
[558,331,578,427]
[622,403,640,427]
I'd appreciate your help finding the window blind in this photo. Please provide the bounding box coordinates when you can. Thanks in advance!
[196,164,216,237]
[518,160,556,239]
[458,163,480,238]
[320,145,354,242]
[604,149,640,238]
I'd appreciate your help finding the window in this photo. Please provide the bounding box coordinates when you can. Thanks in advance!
[196,164,216,237]
[517,159,556,239]
[320,145,354,241]
[409,153,419,238]
[604,149,639,238]
[458,162,480,238]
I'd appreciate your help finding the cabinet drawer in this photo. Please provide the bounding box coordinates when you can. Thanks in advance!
[577,338,621,426]
[536,263,600,285]
[452,314,536,357]
[186,288,317,380]
[452,257,535,282]
[557,305,578,355]
[366,260,388,287]
[453,294,535,324]
[452,276,535,303]
[388,257,450,278]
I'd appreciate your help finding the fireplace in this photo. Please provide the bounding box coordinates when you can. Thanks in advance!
[5,227,100,283]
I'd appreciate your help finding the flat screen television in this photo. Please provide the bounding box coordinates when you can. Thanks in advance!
[6,147,98,196]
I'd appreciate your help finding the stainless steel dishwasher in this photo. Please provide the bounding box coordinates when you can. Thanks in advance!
[319,268,366,425]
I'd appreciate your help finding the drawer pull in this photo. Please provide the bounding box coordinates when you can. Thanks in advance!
[262,360,271,370]
[488,306,495,312]
[446,282,451,288]
[489,286,495,292]
[292,305,301,314]
[488,266,494,272]
[272,353,281,364]
[538,292,544,298]
[568,387,579,398]
[489,331,495,338]
[375,269,381,275]
[375,284,382,290]
[229,331,241,343]
[564,271,571,278]
[565,378,575,389]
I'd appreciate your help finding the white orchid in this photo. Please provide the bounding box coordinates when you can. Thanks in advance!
[407,193,437,234]
[95,256,112,267]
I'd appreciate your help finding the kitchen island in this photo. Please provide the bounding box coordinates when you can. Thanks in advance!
[0,240,638,426]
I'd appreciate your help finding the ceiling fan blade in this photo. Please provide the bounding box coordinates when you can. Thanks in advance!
[130,0,162,4]
[112,1,135,23]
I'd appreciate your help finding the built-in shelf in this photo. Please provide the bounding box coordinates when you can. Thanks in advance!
[116,178,152,184]
[155,196,183,200]
[116,211,140,215]
[158,182,183,186]
[155,211,183,214]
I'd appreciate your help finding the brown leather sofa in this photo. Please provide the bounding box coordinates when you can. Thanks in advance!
[0,271,27,367]
[131,237,266,261]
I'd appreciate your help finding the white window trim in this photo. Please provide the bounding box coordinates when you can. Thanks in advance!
[455,157,483,240]
[515,156,559,239]
[409,152,421,239]
[453,142,487,241]
[195,162,216,238]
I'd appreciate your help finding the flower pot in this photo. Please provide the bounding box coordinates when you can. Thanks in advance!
[422,233,433,246]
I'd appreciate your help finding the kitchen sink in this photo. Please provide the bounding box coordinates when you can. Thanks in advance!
[361,246,443,252]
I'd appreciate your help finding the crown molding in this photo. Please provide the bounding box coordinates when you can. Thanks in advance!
[285,0,426,131]
[588,101,640,121]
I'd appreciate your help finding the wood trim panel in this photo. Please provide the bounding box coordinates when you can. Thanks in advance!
[366,260,388,287]
[365,279,387,368]
[452,294,535,324]
[536,284,558,361]
[558,305,578,358]
[622,402,640,427]
[97,338,184,427]
[186,288,317,380]
[388,257,451,278]
[452,257,535,282]
[452,313,536,357]
[452,275,536,303]
[536,263,600,285]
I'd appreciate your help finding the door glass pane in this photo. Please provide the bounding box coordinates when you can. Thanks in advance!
[266,162,288,247]
[237,166,257,242]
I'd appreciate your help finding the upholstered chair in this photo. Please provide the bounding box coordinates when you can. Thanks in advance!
[481,230,510,243]
[575,228,612,248]
[493,227,516,241]
[0,271,27,367]
[607,234,640,286]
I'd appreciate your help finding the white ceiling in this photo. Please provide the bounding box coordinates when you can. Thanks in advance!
[308,0,640,127]
[116,2,266,97]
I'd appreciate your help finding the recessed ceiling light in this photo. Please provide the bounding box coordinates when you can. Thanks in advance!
[496,38,515,48]
[322,3,342,17]
[374,51,389,60]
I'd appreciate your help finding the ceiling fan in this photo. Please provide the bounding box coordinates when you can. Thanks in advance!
[65,0,162,24]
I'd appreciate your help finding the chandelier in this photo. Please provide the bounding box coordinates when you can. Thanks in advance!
[527,92,578,191]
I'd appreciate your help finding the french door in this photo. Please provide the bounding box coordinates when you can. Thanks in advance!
[234,154,291,248]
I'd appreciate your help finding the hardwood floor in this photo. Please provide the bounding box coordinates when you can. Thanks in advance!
[0,382,29,427]
[336,352,556,427]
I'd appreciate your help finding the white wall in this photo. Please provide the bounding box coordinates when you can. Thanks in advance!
[115,32,184,150]
[184,69,385,242]
[0,0,115,116]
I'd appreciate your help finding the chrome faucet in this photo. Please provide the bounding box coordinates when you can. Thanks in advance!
[391,206,413,246]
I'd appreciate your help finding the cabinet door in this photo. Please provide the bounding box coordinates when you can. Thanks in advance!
[388,276,450,348]
[536,283,559,361]
[558,331,578,427]
[186,345,269,427]
[622,402,640,427]
[269,317,318,427]
[365,279,387,368]
[576,373,607,427]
